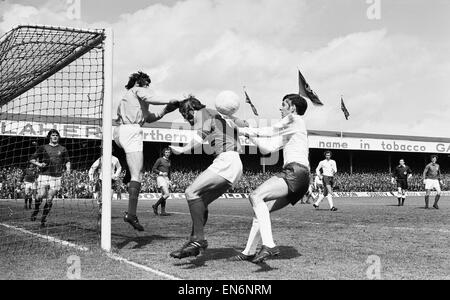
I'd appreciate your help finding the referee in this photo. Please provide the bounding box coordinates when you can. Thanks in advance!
[391,159,412,206]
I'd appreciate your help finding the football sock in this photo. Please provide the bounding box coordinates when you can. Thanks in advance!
[154,196,164,208]
[401,197,405,206]
[242,218,260,256]
[315,194,324,206]
[32,198,42,217]
[160,199,166,213]
[327,195,334,208]
[434,194,441,205]
[188,198,206,241]
[252,201,275,248]
[425,195,429,207]
[127,181,141,216]
[42,202,53,221]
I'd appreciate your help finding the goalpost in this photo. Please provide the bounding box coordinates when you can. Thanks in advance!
[0,25,113,253]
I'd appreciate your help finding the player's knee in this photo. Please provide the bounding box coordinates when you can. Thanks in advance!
[185,188,198,201]
[249,192,262,207]
[130,176,141,183]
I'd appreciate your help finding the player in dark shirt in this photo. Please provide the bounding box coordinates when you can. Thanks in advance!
[22,163,38,209]
[168,96,247,259]
[423,155,443,209]
[30,129,70,227]
[391,159,412,206]
[151,148,172,216]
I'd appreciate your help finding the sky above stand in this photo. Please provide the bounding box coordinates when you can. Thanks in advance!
[1,0,449,137]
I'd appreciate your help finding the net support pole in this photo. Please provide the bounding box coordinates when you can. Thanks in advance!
[101,28,113,252]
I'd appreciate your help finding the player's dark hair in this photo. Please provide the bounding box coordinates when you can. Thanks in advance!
[47,129,60,140]
[125,71,151,90]
[162,147,171,156]
[283,94,308,116]
[431,154,438,160]
[179,95,206,124]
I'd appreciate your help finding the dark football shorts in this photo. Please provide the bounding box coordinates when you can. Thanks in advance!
[276,162,310,206]
[322,175,334,187]
[95,179,117,192]
[396,179,408,190]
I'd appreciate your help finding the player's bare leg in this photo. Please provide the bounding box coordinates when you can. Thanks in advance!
[170,170,230,259]
[123,151,144,231]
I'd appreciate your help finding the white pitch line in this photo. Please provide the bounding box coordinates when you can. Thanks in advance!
[105,253,181,280]
[0,223,89,251]
[0,222,182,280]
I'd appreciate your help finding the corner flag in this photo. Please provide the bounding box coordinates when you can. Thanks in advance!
[244,88,259,116]
[341,97,350,120]
[298,69,323,106]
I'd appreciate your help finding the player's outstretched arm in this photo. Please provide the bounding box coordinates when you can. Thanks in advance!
[246,135,283,155]
[144,100,180,124]
[227,116,249,128]
[136,88,176,106]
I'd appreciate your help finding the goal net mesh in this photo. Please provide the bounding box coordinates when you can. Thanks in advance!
[0,25,108,254]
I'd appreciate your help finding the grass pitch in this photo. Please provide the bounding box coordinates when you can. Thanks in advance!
[1,195,449,280]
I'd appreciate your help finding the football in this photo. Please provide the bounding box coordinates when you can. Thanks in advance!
[215,90,240,116]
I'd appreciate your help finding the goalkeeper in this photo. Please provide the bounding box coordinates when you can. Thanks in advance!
[113,71,179,231]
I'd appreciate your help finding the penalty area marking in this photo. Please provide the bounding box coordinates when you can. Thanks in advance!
[0,222,182,280]
[0,222,89,251]
[105,253,181,280]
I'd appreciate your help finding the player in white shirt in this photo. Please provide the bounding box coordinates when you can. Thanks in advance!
[304,173,324,203]
[89,155,122,202]
[230,94,312,263]
[313,151,338,211]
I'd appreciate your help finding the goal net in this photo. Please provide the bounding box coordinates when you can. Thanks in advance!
[0,25,113,255]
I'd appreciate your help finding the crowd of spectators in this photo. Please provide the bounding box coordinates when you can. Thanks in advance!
[1,167,449,199]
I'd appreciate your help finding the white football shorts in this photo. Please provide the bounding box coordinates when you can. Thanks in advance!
[425,179,441,192]
[113,124,143,153]
[37,175,62,191]
[207,151,243,187]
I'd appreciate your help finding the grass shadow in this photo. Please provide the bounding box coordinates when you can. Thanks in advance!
[115,235,176,250]
[173,247,237,269]
[252,246,301,273]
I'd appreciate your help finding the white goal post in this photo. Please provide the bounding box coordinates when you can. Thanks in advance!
[101,28,114,252]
